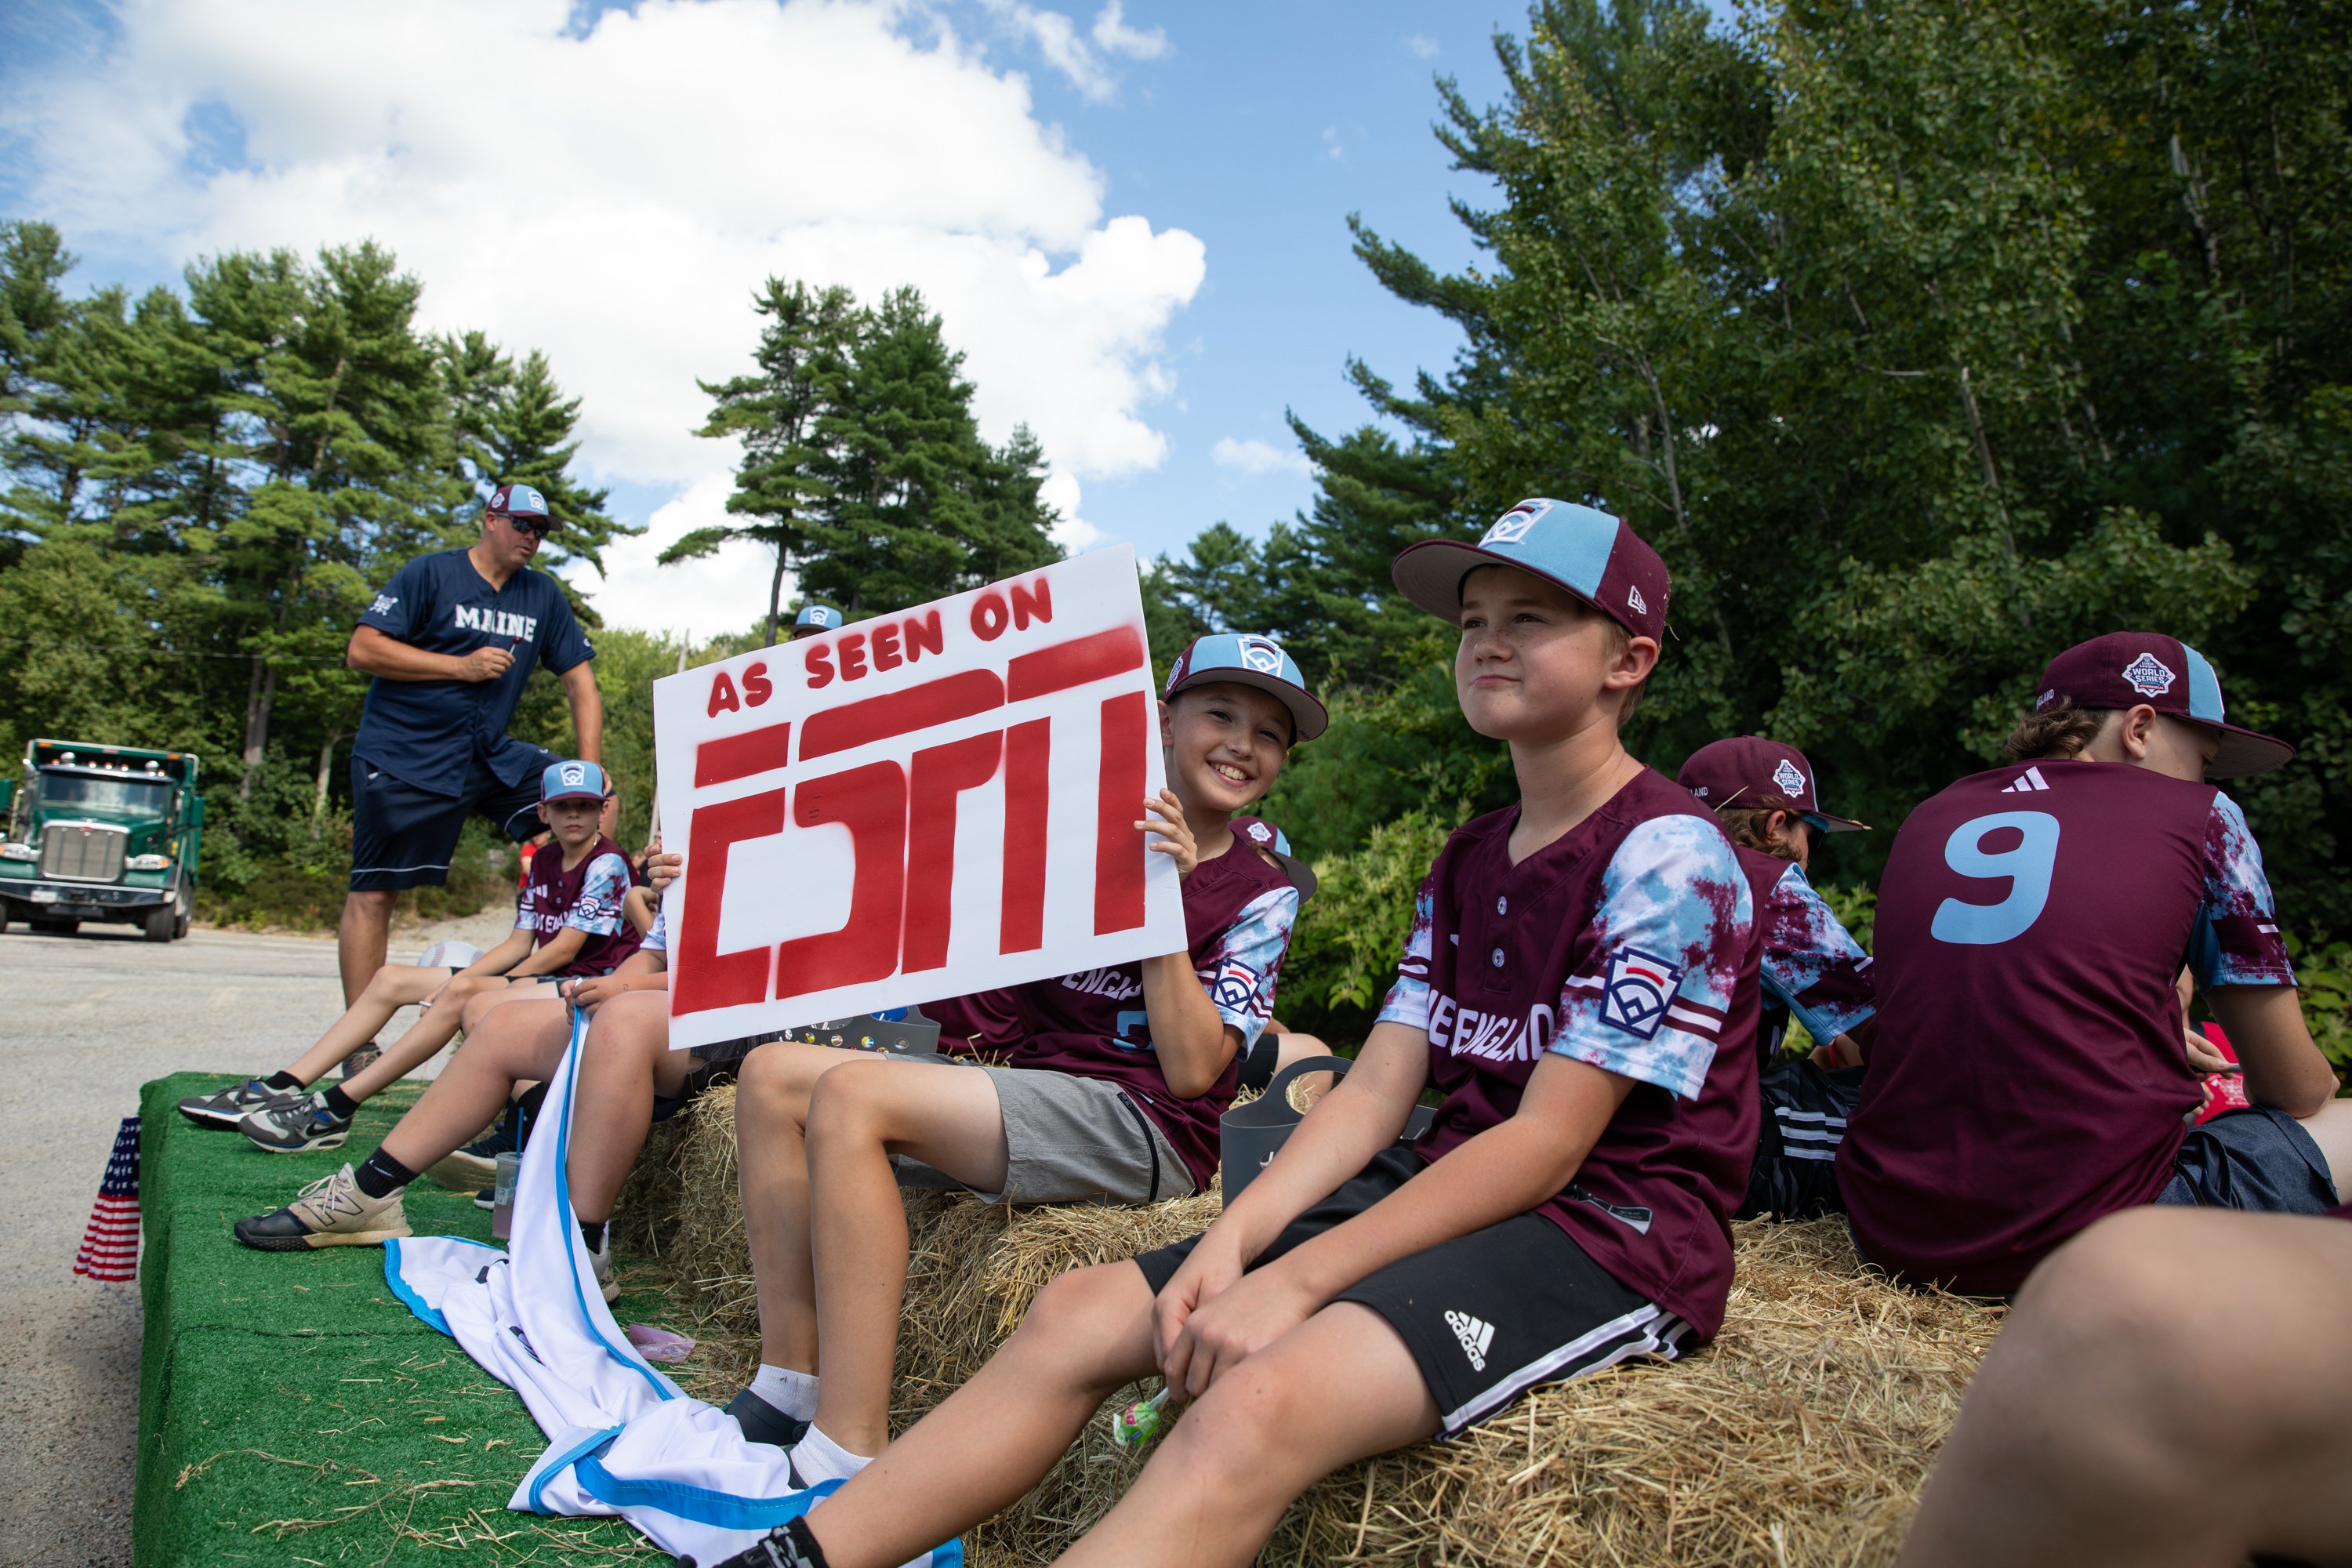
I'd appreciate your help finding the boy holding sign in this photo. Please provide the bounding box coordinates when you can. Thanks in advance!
[1840,633,2352,1296]
[718,635,1324,1482]
[706,501,1763,1568]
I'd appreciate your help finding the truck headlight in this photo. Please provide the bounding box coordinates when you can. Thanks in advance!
[0,843,34,861]
[127,854,172,871]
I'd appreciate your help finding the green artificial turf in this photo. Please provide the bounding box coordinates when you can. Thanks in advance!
[133,1073,681,1566]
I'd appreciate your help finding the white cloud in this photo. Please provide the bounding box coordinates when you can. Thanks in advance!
[981,0,1163,102]
[1092,2,1168,60]
[1038,470,1103,552]
[1210,436,1310,477]
[579,473,782,637]
[4,0,1203,636]
[1322,125,1345,160]
[1403,33,1439,59]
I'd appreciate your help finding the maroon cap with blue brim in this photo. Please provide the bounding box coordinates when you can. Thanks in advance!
[1391,497,1671,642]
[2036,633,2293,780]
[1676,736,1867,833]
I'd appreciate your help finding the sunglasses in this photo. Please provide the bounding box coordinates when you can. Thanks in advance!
[495,510,554,539]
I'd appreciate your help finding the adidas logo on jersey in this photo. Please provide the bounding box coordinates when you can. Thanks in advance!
[1445,1309,1496,1372]
[2000,766,2052,794]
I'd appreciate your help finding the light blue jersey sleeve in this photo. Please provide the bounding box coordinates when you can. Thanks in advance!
[564,853,633,937]
[2189,793,2295,989]
[1196,884,1300,1047]
[1376,873,1440,1033]
[1759,862,1877,1042]
[641,909,667,955]
[1551,816,1752,1101]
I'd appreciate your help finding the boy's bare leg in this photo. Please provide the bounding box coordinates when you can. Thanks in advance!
[803,1058,1011,1455]
[277,963,448,1085]
[372,1000,576,1172]
[564,992,699,1223]
[734,1042,890,1374]
[802,1261,1160,1568]
[1900,1207,2352,1568]
[2293,1098,2352,1196]
[332,974,545,1103]
[337,887,396,1007]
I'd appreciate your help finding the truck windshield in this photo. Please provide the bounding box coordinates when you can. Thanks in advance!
[38,771,173,814]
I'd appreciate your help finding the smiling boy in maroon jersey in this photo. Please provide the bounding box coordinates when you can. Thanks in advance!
[1840,633,2352,1296]
[700,499,1764,1568]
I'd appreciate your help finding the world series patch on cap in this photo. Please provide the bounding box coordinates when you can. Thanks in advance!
[1389,497,1670,643]
[1676,735,1867,833]
[540,759,609,803]
[2036,632,2293,779]
[1163,633,1328,742]
[488,482,550,520]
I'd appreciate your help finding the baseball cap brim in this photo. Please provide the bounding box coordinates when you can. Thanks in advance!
[1803,810,1870,834]
[1267,846,1317,899]
[1392,539,1609,629]
[1167,668,1329,744]
[542,789,604,804]
[2203,721,2296,780]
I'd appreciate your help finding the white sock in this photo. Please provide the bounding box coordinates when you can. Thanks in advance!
[789,1422,872,1486]
[751,1363,820,1421]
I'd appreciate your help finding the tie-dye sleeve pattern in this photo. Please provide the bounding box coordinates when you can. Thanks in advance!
[1376,873,1441,1033]
[1760,862,1877,1041]
[1194,884,1299,1047]
[641,909,667,954]
[564,853,633,938]
[1551,816,1752,1100]
[2189,794,2294,989]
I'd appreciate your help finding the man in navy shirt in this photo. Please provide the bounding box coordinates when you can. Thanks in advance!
[339,483,604,1007]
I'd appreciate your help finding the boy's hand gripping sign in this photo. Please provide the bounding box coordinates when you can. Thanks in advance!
[652,546,1186,1051]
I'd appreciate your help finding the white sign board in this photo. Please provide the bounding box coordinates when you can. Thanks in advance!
[652,546,1185,1051]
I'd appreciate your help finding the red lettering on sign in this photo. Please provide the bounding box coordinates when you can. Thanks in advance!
[1000,718,1051,954]
[1011,575,1052,630]
[673,788,785,1016]
[799,670,1006,761]
[839,631,869,681]
[971,590,1010,641]
[1006,625,1146,702]
[1094,691,1148,935]
[742,662,773,708]
[871,621,902,673]
[804,642,836,689]
[904,609,944,662]
[708,670,742,717]
[900,732,1003,974]
[775,762,908,997]
[694,722,793,789]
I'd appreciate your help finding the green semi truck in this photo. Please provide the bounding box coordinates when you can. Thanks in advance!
[0,739,202,941]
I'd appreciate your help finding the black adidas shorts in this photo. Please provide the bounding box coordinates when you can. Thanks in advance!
[1134,1145,1692,1435]
[348,752,556,892]
[1740,1058,1866,1221]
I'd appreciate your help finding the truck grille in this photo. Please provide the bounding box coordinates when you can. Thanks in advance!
[40,823,128,883]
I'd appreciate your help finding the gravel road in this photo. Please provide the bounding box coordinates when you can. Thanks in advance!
[0,909,516,1567]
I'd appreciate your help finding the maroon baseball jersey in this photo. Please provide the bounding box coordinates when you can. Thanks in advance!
[1377,770,1762,1338]
[515,833,642,978]
[1840,759,2296,1294]
[975,832,1301,1189]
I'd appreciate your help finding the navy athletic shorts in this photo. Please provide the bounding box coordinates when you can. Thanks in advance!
[348,752,556,892]
[1740,1058,1866,1221]
[2156,1106,2338,1214]
[1134,1145,1693,1435]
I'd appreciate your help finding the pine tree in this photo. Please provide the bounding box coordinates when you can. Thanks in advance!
[442,333,628,575]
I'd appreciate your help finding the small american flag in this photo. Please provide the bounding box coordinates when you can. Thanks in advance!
[75,1116,141,1283]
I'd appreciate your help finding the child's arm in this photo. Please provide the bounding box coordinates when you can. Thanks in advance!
[2209,986,2336,1116]
[504,924,587,978]
[1137,953,1237,1098]
[561,946,668,1009]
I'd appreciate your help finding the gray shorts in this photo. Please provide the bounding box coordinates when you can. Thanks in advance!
[895,1061,1193,1206]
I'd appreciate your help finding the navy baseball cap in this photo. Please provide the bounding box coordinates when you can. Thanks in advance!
[1678,736,1867,833]
[1233,815,1317,898]
[2037,633,2293,779]
[790,603,844,640]
[1391,498,1670,644]
[539,759,609,804]
[488,483,552,524]
[1163,633,1327,743]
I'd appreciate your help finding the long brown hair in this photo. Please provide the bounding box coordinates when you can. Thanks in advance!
[2005,697,2111,761]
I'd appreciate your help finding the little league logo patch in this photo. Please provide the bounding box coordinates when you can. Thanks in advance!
[1598,946,1684,1040]
[1210,961,1260,1013]
[1237,635,1288,675]
[2121,652,2176,696]
[559,763,587,788]
[1480,498,1555,546]
[1246,821,1273,844]
[1771,758,1808,800]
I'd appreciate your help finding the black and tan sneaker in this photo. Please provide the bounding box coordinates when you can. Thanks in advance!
[233,1165,412,1250]
[176,1078,303,1131]
[240,1094,354,1153]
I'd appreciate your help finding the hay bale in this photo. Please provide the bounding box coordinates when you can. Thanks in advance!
[630,1085,2004,1567]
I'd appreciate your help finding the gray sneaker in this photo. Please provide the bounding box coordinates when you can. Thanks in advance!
[240,1094,354,1153]
[176,1077,303,1131]
[233,1164,412,1250]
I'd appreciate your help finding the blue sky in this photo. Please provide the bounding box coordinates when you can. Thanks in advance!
[2,0,1519,634]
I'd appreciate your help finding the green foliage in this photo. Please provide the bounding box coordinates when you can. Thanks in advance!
[2285,935,2352,1083]
[1276,810,1460,1044]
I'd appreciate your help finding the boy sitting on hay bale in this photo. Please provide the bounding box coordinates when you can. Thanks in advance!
[702,500,1769,1568]
[1674,736,1878,1221]
[717,634,1327,1484]
[1840,633,2352,1298]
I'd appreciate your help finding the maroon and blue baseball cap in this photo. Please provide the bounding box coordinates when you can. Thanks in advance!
[790,603,844,640]
[539,759,609,804]
[1677,736,1867,833]
[1163,633,1327,743]
[1391,498,1670,643]
[488,483,552,525]
[1233,815,1317,898]
[2036,633,2292,779]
